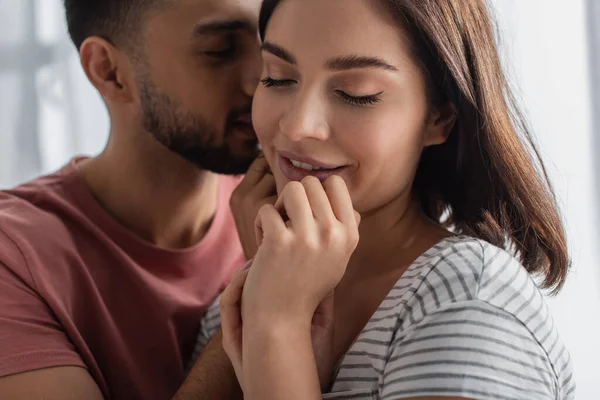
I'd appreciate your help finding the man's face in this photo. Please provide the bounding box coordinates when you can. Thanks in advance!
[134,0,263,174]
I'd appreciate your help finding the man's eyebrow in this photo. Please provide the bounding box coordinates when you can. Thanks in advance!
[191,19,255,37]
[261,42,297,65]
[326,55,398,72]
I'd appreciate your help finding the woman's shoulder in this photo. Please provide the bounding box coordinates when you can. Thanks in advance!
[370,235,575,398]
[397,234,535,307]
[387,235,563,351]
[386,235,524,312]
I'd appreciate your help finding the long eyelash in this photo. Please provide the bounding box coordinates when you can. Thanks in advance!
[260,77,295,88]
[336,90,383,107]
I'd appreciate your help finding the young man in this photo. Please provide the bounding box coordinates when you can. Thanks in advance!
[0,0,266,398]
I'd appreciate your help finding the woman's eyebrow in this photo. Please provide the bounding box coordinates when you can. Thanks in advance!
[261,42,398,72]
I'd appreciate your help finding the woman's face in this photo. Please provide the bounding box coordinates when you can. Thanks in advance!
[252,0,451,212]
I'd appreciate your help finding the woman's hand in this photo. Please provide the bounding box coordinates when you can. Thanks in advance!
[238,176,359,399]
[222,176,359,398]
[221,264,338,393]
[242,175,360,325]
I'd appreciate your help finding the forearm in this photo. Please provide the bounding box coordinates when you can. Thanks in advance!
[172,331,242,400]
[243,322,321,400]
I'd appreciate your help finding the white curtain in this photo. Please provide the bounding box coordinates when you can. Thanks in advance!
[0,0,108,188]
[0,0,599,398]
[491,1,600,398]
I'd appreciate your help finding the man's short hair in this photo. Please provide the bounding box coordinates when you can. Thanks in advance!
[63,0,167,51]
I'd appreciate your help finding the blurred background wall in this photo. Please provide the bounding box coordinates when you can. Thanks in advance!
[0,0,598,397]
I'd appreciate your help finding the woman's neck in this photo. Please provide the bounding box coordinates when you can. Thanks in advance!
[331,193,453,364]
[347,193,452,278]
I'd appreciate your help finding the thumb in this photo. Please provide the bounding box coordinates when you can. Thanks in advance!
[312,292,335,330]
[221,268,250,346]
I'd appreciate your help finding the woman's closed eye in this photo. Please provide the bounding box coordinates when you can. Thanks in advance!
[261,77,383,108]
[260,77,297,88]
[335,90,383,107]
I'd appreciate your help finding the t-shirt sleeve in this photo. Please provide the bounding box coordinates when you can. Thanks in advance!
[381,300,557,400]
[0,229,84,377]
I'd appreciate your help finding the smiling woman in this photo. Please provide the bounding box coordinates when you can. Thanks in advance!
[192,0,576,399]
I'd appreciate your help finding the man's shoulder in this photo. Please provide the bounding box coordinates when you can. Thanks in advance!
[0,166,84,273]
[1,165,76,230]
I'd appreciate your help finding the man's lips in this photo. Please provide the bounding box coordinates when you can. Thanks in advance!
[230,121,256,140]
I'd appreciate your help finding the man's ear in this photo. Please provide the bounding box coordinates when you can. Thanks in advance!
[424,102,457,147]
[79,37,136,104]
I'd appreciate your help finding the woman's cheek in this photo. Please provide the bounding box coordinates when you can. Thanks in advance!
[252,88,281,147]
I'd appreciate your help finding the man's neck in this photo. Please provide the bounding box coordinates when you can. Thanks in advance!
[78,130,220,250]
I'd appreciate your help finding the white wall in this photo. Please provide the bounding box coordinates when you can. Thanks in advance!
[492,1,600,398]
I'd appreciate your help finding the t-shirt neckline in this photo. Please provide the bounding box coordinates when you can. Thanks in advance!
[62,157,227,267]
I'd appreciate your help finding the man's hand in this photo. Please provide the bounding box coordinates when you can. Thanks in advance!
[173,330,242,400]
[230,154,277,260]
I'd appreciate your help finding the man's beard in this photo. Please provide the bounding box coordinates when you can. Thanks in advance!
[138,76,258,175]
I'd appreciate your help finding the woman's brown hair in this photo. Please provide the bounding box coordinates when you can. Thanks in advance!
[259,0,570,292]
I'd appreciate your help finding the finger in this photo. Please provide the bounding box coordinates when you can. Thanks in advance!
[274,181,313,233]
[239,154,271,188]
[253,172,277,200]
[254,204,287,246]
[301,176,336,222]
[221,268,250,331]
[312,291,335,330]
[221,268,250,359]
[218,267,252,385]
[323,176,357,227]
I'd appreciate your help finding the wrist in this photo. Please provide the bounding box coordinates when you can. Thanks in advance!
[242,296,316,331]
[244,316,312,343]
[242,321,321,400]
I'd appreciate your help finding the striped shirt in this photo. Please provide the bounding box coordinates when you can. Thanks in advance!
[192,236,575,400]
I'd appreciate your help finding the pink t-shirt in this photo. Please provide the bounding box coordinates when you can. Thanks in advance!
[0,159,245,399]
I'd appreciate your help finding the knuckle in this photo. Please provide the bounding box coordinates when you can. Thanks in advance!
[323,223,359,251]
[298,232,320,251]
[250,155,267,169]
[320,222,340,243]
[347,228,360,248]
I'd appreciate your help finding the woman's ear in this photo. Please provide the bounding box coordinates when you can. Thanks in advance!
[79,37,136,104]
[424,102,457,147]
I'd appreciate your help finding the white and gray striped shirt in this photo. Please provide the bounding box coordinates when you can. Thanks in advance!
[192,236,575,400]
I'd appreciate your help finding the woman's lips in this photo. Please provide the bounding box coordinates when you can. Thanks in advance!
[278,153,348,182]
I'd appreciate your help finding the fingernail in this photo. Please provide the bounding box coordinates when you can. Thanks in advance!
[241,259,253,271]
